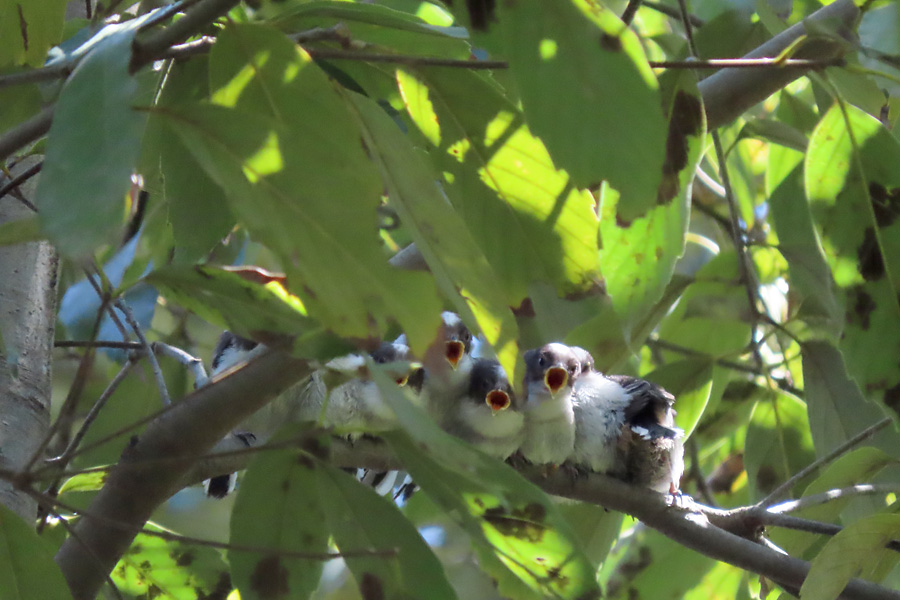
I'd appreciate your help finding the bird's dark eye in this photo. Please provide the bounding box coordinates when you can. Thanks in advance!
[538,353,548,368]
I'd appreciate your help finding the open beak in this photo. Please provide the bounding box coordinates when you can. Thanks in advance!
[544,367,568,394]
[485,390,511,413]
[395,373,409,386]
[445,340,465,369]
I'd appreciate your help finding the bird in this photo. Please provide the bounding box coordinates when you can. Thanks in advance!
[399,311,476,427]
[441,358,524,460]
[518,343,582,466]
[569,350,684,495]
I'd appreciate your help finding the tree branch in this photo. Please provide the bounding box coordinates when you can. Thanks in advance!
[54,348,313,600]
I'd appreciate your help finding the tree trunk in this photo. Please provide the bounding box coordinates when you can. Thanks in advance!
[0,157,59,522]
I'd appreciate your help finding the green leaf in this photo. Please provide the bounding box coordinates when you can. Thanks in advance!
[0,0,66,67]
[161,24,443,354]
[738,118,808,152]
[657,252,753,357]
[35,18,150,257]
[153,57,235,264]
[801,341,900,458]
[768,164,843,338]
[0,502,72,600]
[111,522,231,599]
[58,469,108,494]
[344,88,522,383]
[264,1,470,58]
[599,70,706,343]
[314,463,458,600]
[498,0,667,220]
[801,514,900,600]
[369,363,601,600]
[396,67,602,303]
[148,266,306,337]
[556,502,623,567]
[229,433,330,600]
[744,389,816,500]
[805,103,900,417]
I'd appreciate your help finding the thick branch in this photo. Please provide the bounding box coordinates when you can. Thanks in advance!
[54,349,312,600]
[697,0,859,128]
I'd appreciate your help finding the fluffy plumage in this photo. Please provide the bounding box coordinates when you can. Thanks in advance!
[442,358,524,459]
[570,357,684,494]
[519,343,581,465]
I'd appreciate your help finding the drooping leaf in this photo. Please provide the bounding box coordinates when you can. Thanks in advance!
[314,463,458,600]
[801,514,900,600]
[769,164,843,339]
[229,433,330,600]
[369,363,600,600]
[111,522,231,599]
[801,341,900,459]
[0,503,72,600]
[805,103,900,418]
[344,88,522,384]
[35,17,151,257]
[396,66,602,304]
[744,389,816,500]
[599,70,706,344]
[498,0,667,220]
[159,24,443,354]
[153,57,235,265]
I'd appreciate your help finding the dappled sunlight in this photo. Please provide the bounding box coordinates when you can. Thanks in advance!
[241,129,284,183]
[211,50,271,107]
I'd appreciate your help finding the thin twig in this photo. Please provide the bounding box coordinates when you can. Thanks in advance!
[152,341,208,388]
[648,338,760,374]
[0,161,41,210]
[649,57,845,69]
[621,0,642,25]
[0,106,54,164]
[758,417,894,507]
[83,270,129,341]
[676,0,699,58]
[55,340,143,350]
[117,299,170,406]
[47,358,138,469]
[643,0,704,26]
[304,48,508,69]
[0,65,71,89]
[768,484,900,514]
[687,438,717,506]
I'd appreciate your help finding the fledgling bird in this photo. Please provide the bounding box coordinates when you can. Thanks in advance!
[519,343,581,465]
[569,353,684,494]
[416,311,476,427]
[442,358,524,460]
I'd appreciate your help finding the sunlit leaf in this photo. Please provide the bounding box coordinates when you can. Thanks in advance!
[744,389,816,500]
[344,88,522,384]
[396,67,601,303]
[112,523,231,599]
[58,470,108,495]
[805,103,900,418]
[498,0,667,219]
[644,358,714,439]
[0,0,66,67]
[600,70,706,344]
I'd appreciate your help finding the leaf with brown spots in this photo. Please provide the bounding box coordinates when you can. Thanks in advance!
[229,427,330,600]
[110,523,231,599]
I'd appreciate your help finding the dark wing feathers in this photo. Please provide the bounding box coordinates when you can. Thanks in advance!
[606,375,678,439]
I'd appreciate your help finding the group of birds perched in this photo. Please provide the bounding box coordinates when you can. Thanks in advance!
[206,312,685,499]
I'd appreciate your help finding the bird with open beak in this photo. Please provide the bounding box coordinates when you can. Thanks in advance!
[519,343,582,466]
[416,311,475,427]
[442,358,524,460]
[569,350,684,495]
